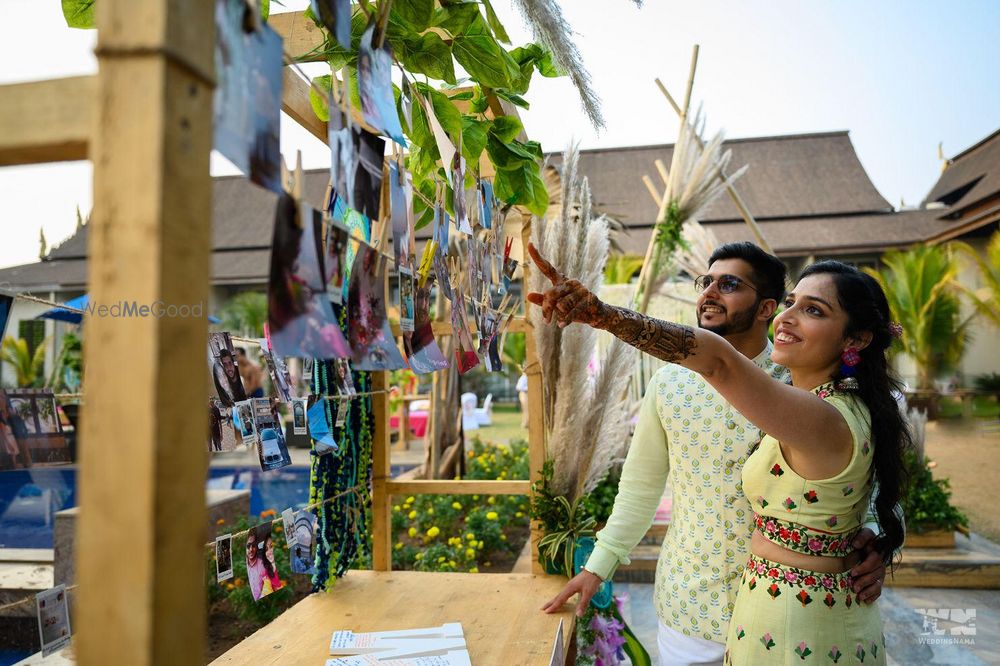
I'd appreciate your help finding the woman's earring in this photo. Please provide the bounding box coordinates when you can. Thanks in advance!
[836,347,861,390]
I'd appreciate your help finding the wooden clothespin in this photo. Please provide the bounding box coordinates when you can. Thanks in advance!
[242,0,262,33]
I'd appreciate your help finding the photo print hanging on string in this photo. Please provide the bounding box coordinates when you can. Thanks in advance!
[357,23,407,147]
[325,220,351,306]
[209,332,248,407]
[291,397,308,435]
[290,511,318,575]
[333,359,357,396]
[353,128,386,221]
[346,243,408,371]
[233,399,258,448]
[403,275,450,375]
[257,338,293,403]
[398,267,415,333]
[245,523,285,602]
[309,0,351,50]
[208,399,240,453]
[2,390,68,466]
[389,161,413,271]
[267,194,352,360]
[328,107,357,214]
[216,534,234,583]
[253,398,291,472]
[36,585,71,657]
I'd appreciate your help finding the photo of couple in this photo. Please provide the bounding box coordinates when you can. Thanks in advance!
[245,523,285,602]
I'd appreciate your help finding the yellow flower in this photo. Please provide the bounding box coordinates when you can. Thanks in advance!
[486,511,498,521]
[472,495,479,501]
[427,526,440,538]
[469,567,479,573]
[427,507,434,516]
[451,502,463,511]
[395,542,403,550]
[477,540,484,549]
[216,518,225,526]
[415,553,423,560]
[393,505,401,512]
[467,450,474,457]
[448,560,456,568]
[515,511,523,518]
[484,561,492,567]
[500,534,507,541]
[466,533,476,541]
[465,548,476,559]
[408,510,417,520]
[406,496,415,504]
[487,496,496,505]
[234,578,245,588]
[226,583,235,590]
[437,556,446,563]
[408,527,417,538]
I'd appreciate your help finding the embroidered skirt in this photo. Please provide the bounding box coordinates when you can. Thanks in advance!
[724,554,885,665]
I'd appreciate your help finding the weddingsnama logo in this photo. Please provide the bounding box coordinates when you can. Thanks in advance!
[84,300,207,318]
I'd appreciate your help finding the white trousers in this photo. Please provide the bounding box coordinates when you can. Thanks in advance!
[657,622,725,666]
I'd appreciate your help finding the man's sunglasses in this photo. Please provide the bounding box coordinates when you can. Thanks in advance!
[693,274,758,295]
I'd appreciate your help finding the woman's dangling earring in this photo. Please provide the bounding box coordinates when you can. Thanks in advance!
[836,347,861,390]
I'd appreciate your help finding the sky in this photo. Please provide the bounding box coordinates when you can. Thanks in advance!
[1,0,998,271]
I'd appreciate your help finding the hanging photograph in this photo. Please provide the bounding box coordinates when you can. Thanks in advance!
[258,340,293,403]
[450,299,480,375]
[451,154,472,234]
[389,162,413,270]
[353,128,386,221]
[216,534,234,582]
[35,585,71,657]
[246,19,283,193]
[325,220,351,306]
[212,0,283,193]
[357,23,407,147]
[403,277,450,375]
[334,397,348,428]
[309,0,350,50]
[303,357,314,383]
[346,243,408,371]
[329,108,357,213]
[291,398,308,435]
[398,267,415,333]
[245,523,285,602]
[233,399,258,448]
[208,399,240,453]
[254,398,291,471]
[268,194,352,360]
[0,391,30,470]
[333,358,357,396]
[212,0,252,174]
[209,332,248,407]
[3,390,69,466]
[478,179,494,230]
[290,511,318,574]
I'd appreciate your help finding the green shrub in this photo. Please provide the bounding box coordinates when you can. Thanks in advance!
[902,452,969,534]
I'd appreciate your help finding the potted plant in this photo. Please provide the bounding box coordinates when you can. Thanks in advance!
[902,451,969,548]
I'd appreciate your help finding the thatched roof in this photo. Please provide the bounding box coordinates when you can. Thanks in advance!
[5,128,997,290]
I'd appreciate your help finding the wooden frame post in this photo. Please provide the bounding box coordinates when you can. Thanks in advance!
[75,0,215,663]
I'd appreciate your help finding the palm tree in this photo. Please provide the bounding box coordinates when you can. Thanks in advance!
[865,244,974,392]
[954,230,1000,329]
[218,291,267,338]
[1,336,48,388]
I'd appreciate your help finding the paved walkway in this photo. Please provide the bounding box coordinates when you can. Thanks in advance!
[615,582,998,664]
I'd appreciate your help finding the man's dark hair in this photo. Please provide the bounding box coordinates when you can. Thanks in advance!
[708,242,786,303]
[219,349,232,359]
[236,347,248,357]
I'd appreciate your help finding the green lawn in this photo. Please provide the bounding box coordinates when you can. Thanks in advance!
[469,403,528,446]
[937,395,1000,419]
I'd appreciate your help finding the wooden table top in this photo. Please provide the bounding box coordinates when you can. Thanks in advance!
[211,571,573,665]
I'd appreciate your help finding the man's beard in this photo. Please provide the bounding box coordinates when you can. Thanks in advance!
[697,302,758,336]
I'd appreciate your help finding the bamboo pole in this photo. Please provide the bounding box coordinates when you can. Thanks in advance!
[76,0,214,662]
[520,208,545,575]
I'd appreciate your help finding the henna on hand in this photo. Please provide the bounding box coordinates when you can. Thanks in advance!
[526,243,699,362]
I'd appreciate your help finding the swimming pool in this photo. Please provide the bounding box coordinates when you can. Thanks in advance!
[0,464,409,550]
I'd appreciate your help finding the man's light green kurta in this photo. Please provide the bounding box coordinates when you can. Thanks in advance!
[585,345,787,642]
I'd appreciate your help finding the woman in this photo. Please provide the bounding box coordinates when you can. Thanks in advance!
[260,533,284,596]
[529,245,908,664]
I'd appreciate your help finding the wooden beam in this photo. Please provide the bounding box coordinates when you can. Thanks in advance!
[386,480,531,495]
[0,76,93,166]
[76,0,215,663]
[270,10,327,62]
[282,68,328,144]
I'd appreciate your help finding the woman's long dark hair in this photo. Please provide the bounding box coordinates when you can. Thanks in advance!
[800,261,911,566]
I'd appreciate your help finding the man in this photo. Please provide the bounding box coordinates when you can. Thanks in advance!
[516,372,529,428]
[236,347,265,398]
[538,242,888,665]
[213,348,247,407]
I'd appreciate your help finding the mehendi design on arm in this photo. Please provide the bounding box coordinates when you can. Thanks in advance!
[595,304,698,362]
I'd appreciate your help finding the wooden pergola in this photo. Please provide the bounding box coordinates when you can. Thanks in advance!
[0,1,568,662]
